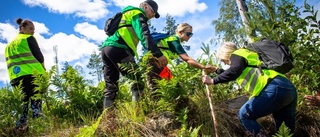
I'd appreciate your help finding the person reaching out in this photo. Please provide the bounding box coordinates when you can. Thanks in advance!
[145,23,215,94]
[202,42,297,136]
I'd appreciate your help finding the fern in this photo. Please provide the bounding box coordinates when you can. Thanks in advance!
[272,122,293,137]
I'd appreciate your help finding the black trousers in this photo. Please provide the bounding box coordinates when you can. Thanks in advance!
[101,46,144,100]
[11,75,42,126]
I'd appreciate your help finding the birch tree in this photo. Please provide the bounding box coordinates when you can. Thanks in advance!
[236,0,253,43]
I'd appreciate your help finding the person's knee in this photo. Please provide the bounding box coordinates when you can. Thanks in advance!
[104,90,117,100]
[238,108,249,121]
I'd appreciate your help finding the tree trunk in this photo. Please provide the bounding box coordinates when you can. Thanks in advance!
[236,0,253,43]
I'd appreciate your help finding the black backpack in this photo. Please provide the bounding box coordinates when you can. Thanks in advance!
[104,12,122,36]
[104,12,131,36]
[246,38,294,74]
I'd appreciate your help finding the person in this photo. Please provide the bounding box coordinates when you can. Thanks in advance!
[145,23,215,93]
[101,0,168,108]
[5,18,46,129]
[304,91,320,107]
[202,42,297,136]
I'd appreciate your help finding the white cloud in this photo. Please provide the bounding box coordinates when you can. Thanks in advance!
[22,0,109,21]
[0,23,19,84]
[74,22,106,44]
[0,23,18,42]
[111,0,207,17]
[156,0,207,17]
[33,22,50,35]
[39,32,98,63]
[110,0,143,8]
[0,42,10,84]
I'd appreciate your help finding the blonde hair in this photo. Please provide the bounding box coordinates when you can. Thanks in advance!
[216,42,237,60]
[176,23,192,33]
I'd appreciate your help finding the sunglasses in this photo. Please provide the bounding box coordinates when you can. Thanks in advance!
[185,32,193,37]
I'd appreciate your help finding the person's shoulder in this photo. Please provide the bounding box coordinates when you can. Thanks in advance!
[26,35,36,41]
[123,6,144,13]
[169,35,180,43]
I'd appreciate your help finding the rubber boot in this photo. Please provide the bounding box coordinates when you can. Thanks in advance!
[103,98,114,109]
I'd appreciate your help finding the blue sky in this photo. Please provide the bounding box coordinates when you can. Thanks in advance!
[0,0,319,88]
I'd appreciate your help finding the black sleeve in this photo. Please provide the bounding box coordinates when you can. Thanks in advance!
[138,14,163,58]
[27,36,44,63]
[213,54,247,84]
[215,68,224,74]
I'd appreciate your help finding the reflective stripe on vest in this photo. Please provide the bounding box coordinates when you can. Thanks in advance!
[157,36,179,64]
[5,34,45,81]
[117,9,144,58]
[233,49,284,98]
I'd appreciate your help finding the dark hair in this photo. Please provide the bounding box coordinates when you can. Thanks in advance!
[16,18,31,28]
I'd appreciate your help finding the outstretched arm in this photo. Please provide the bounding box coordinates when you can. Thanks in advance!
[304,91,320,107]
[179,53,204,69]
[179,53,216,73]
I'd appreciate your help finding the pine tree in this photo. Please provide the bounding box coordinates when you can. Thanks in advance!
[86,50,103,83]
[163,14,178,35]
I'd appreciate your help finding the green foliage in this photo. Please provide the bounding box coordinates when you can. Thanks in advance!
[187,126,203,137]
[273,122,293,137]
[212,0,247,45]
[178,111,203,137]
[246,0,303,45]
[118,102,146,123]
[76,109,106,137]
[176,107,188,131]
[289,0,320,96]
[53,66,103,121]
[0,85,24,133]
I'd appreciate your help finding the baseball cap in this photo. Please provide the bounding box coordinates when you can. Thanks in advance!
[145,0,160,18]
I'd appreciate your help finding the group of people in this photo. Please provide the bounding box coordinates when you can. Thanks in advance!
[4,0,320,136]
[100,0,215,107]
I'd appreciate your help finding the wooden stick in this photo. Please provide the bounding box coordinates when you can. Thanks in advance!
[203,70,219,137]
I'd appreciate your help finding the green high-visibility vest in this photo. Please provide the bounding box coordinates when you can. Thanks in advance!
[157,36,179,64]
[232,49,285,98]
[5,34,45,81]
[117,8,145,58]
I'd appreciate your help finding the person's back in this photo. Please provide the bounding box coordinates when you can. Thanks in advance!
[102,6,145,57]
[5,33,45,81]
[231,48,286,97]
[156,35,181,61]
[101,1,162,59]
